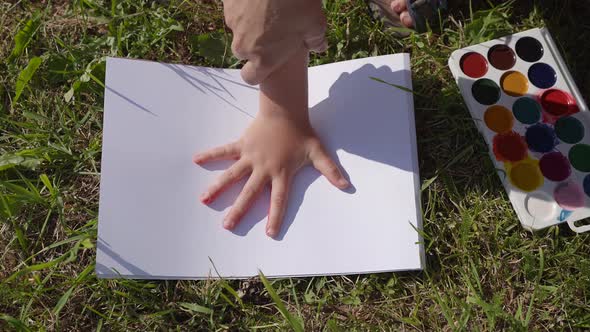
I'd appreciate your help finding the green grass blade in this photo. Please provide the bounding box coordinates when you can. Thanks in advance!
[421,175,439,192]
[13,221,28,253]
[178,302,213,315]
[369,76,417,95]
[8,12,42,63]
[219,282,243,307]
[259,271,304,332]
[75,264,95,283]
[0,181,43,204]
[433,291,456,329]
[14,57,43,105]
[4,255,65,283]
[0,314,31,332]
[208,257,244,307]
[39,173,57,200]
[0,193,15,218]
[0,152,43,171]
[53,286,75,316]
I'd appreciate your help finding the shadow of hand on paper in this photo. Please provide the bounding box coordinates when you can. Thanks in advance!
[199,64,414,240]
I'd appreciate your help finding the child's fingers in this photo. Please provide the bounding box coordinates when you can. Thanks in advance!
[200,161,251,205]
[400,11,414,28]
[193,142,241,164]
[240,43,299,85]
[310,146,349,190]
[391,0,413,27]
[223,173,266,230]
[241,57,281,86]
[240,60,264,85]
[230,36,250,61]
[266,175,291,238]
[392,0,407,13]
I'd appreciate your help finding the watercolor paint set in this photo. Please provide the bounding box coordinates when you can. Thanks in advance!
[448,28,590,233]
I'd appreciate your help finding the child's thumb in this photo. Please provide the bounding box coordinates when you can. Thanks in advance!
[311,145,349,190]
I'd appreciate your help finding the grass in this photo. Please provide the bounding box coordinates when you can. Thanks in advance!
[1,0,590,330]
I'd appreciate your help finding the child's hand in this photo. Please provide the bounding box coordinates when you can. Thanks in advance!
[194,106,348,238]
[194,48,348,238]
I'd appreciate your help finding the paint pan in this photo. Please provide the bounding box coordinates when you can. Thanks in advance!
[513,97,541,124]
[448,28,590,233]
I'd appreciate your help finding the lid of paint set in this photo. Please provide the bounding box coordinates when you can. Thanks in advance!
[448,28,590,232]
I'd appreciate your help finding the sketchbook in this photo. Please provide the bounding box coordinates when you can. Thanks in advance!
[96,54,423,279]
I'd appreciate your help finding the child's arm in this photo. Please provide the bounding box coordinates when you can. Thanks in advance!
[194,47,349,238]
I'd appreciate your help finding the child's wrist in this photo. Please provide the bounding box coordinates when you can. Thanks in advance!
[258,46,310,122]
[259,98,311,125]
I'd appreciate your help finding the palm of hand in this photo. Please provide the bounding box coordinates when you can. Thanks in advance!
[194,111,348,238]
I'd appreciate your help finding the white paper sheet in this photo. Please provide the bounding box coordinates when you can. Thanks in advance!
[97,54,423,279]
